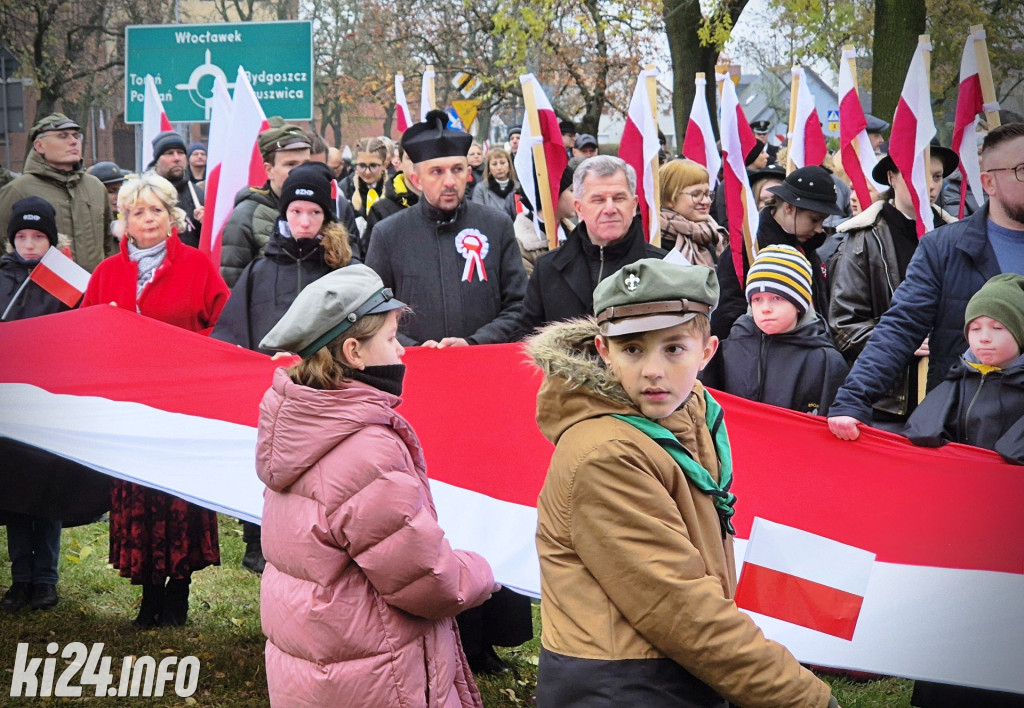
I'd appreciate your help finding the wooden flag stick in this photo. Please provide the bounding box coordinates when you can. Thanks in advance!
[425,64,436,111]
[521,78,559,251]
[971,25,1002,128]
[645,64,662,247]
[843,46,861,160]
[786,66,800,175]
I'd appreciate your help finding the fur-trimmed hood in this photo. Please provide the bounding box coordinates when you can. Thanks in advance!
[526,318,704,445]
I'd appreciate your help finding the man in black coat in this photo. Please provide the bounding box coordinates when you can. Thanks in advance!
[365,110,526,348]
[148,131,204,248]
[518,155,664,336]
[712,165,843,339]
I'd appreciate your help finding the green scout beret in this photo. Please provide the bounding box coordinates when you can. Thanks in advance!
[964,273,1024,348]
[31,113,80,141]
[258,121,312,160]
[260,264,407,358]
[593,258,719,337]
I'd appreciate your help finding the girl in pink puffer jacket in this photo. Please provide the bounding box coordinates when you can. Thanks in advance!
[256,264,498,708]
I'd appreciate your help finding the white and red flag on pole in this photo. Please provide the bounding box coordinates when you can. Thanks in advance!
[514,74,569,241]
[736,518,875,641]
[142,74,173,170]
[199,66,269,267]
[889,39,936,237]
[952,27,998,218]
[420,66,436,121]
[1,247,91,319]
[395,73,413,134]
[197,76,233,263]
[682,73,720,190]
[619,67,662,242]
[718,73,760,287]
[838,48,883,209]
[788,67,827,170]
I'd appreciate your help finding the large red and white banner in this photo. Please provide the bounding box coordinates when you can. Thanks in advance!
[1,307,1022,693]
[142,74,173,170]
[889,40,936,237]
[619,67,662,243]
[682,74,720,190]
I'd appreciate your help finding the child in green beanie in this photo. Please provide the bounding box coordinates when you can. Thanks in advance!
[904,273,1024,464]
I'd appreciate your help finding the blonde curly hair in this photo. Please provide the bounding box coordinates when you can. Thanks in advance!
[114,173,187,242]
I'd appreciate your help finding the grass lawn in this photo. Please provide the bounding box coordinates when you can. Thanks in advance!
[1,519,913,706]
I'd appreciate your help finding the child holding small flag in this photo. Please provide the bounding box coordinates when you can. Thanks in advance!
[0,196,72,612]
[526,259,838,707]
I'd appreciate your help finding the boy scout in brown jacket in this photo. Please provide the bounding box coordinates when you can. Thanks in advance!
[526,259,837,708]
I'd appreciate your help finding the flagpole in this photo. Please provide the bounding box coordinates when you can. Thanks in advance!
[971,25,1001,129]
[426,64,436,112]
[0,277,30,321]
[645,64,662,247]
[522,82,559,251]
[918,34,931,406]
[787,67,800,175]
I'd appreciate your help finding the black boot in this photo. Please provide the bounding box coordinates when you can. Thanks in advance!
[241,540,266,575]
[134,582,165,627]
[161,578,190,626]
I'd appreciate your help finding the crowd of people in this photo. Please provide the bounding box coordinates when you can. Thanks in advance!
[1,100,1022,708]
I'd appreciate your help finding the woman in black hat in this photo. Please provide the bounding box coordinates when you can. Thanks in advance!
[826,144,959,429]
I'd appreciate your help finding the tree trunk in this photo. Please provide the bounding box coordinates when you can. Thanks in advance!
[871,0,926,125]
[664,0,748,153]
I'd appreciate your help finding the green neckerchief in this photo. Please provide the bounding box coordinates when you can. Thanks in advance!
[612,390,736,536]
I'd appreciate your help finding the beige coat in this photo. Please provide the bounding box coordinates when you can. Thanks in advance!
[526,320,833,708]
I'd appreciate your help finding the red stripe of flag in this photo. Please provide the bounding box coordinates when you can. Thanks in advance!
[682,118,707,167]
[619,118,650,236]
[735,563,864,640]
[840,90,873,208]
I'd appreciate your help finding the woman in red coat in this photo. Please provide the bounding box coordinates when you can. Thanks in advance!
[81,173,229,626]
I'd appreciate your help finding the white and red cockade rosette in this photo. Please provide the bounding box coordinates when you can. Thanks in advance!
[455,229,489,282]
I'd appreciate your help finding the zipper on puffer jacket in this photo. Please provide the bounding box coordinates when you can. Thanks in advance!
[961,373,991,445]
[756,333,769,401]
[870,229,896,296]
[597,246,606,288]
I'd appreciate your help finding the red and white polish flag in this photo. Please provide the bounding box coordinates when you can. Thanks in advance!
[142,74,173,170]
[952,27,996,218]
[3,308,1024,693]
[197,75,233,265]
[682,74,720,190]
[514,74,569,241]
[420,67,436,121]
[395,73,413,134]
[27,247,91,308]
[619,67,662,242]
[718,73,760,287]
[838,48,883,209]
[735,518,875,640]
[788,67,827,170]
[889,40,936,237]
[201,66,269,266]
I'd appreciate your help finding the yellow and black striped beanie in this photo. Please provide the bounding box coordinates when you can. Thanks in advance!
[745,244,814,314]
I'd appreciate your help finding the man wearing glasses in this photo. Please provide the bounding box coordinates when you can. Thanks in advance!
[0,113,114,272]
[829,122,1024,441]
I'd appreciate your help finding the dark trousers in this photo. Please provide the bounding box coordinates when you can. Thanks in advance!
[457,587,533,656]
[6,513,62,584]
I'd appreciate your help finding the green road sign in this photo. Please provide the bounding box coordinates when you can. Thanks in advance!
[125,21,312,123]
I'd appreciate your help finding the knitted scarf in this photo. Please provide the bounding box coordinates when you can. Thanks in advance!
[128,239,169,297]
